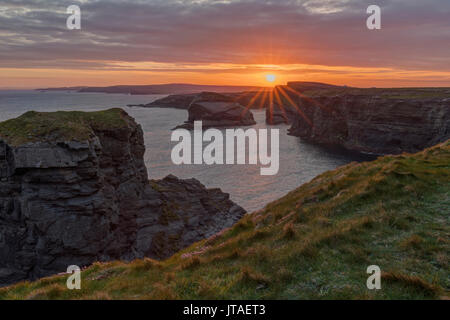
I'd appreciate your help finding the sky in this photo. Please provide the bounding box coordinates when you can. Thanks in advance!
[0,0,449,88]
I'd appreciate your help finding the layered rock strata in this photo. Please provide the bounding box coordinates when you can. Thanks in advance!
[0,109,245,285]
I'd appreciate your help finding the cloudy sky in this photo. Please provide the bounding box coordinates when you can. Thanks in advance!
[1,0,449,88]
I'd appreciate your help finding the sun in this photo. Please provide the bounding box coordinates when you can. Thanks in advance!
[265,74,276,83]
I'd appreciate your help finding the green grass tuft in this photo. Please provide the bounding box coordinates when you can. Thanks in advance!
[0,108,130,146]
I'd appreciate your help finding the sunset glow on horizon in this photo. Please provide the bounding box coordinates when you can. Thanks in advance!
[0,0,449,89]
[2,63,450,89]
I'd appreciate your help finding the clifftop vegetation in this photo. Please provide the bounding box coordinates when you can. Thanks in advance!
[0,108,129,146]
[1,140,448,300]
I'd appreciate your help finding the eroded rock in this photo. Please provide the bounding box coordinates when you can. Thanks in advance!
[0,108,245,286]
[174,92,256,129]
[287,95,450,154]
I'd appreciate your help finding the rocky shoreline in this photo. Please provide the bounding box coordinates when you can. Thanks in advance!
[0,109,245,286]
[286,94,450,154]
[134,83,450,154]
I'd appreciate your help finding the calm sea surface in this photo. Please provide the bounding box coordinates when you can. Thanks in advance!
[0,90,374,212]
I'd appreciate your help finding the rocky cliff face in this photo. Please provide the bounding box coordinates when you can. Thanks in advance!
[0,109,245,286]
[266,102,298,125]
[287,95,450,154]
[265,83,348,125]
[174,92,256,129]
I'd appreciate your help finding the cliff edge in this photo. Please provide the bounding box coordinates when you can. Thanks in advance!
[0,109,245,285]
[2,139,448,299]
[287,94,450,154]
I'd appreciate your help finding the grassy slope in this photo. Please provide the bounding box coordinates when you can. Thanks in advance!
[0,108,128,146]
[1,141,449,300]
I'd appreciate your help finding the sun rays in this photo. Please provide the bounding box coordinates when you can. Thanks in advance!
[238,83,316,126]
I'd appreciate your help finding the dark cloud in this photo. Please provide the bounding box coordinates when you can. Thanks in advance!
[0,0,449,71]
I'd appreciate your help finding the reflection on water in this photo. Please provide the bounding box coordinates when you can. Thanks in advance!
[0,90,376,212]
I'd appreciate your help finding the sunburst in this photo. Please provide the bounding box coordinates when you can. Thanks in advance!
[236,84,320,126]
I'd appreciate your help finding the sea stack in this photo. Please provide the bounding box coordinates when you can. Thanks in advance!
[174,92,256,129]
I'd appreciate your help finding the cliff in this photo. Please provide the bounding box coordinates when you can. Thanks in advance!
[287,94,450,154]
[0,109,245,286]
[3,140,448,299]
[136,90,271,110]
[173,92,256,129]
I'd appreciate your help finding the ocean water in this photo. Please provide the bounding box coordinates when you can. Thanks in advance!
[0,90,374,212]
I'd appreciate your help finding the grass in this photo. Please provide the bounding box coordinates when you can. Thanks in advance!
[0,140,448,300]
[0,108,130,146]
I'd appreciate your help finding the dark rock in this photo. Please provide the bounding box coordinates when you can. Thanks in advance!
[141,175,245,258]
[142,91,271,111]
[266,102,299,125]
[265,83,349,125]
[132,93,198,109]
[0,109,245,286]
[173,92,256,129]
[287,95,450,154]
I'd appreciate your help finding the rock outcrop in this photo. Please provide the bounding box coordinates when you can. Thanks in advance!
[131,93,197,109]
[266,102,298,125]
[287,95,450,154]
[0,109,245,286]
[265,83,349,125]
[173,92,256,129]
[136,90,271,111]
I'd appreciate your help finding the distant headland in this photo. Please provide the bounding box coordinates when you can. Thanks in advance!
[36,83,266,95]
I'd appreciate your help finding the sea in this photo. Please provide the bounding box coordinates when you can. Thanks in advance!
[0,90,375,212]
